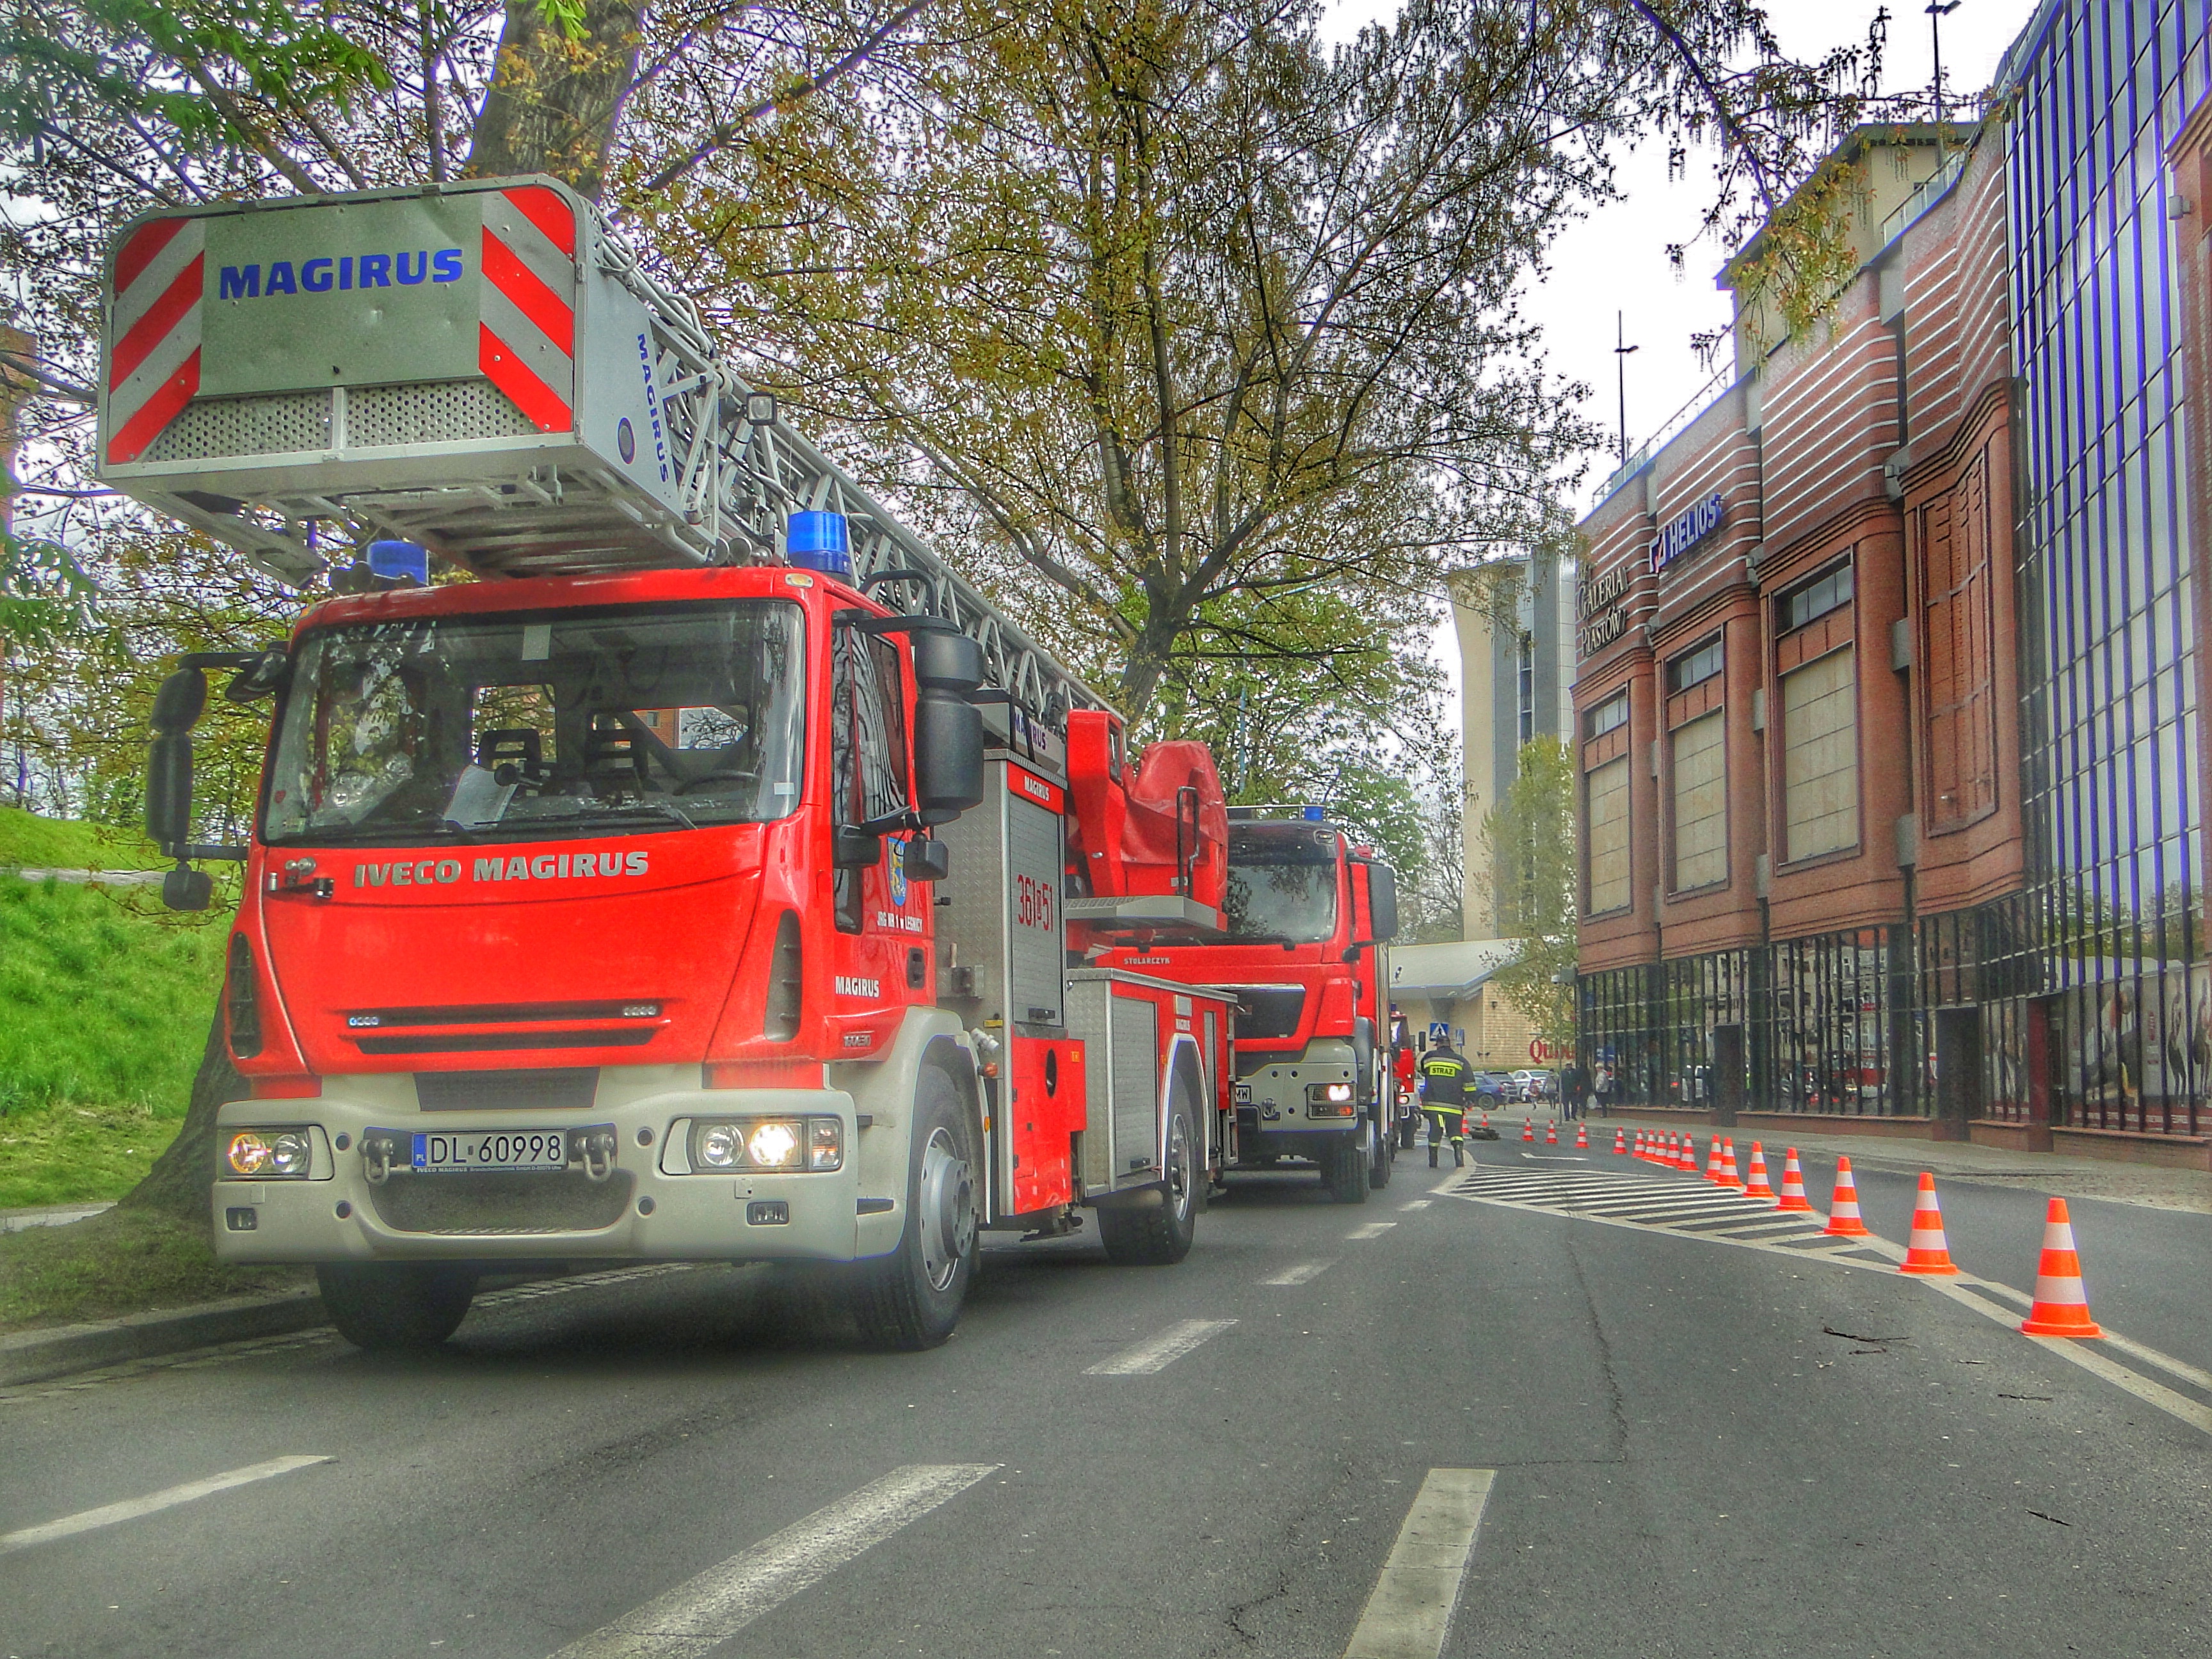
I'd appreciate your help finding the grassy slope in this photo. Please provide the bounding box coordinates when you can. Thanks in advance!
[0,1205,307,1332]
[0,805,160,869]
[0,817,232,1207]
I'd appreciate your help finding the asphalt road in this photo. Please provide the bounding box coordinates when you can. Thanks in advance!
[4,1141,2209,1658]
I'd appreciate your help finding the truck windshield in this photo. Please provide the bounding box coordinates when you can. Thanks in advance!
[1221,824,1339,943]
[262,599,804,846]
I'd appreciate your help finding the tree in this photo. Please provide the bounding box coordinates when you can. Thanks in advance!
[1479,735,1575,1046]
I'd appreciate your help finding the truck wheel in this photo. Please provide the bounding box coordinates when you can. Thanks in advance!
[1370,1120,1393,1190]
[1098,1080,1200,1266]
[1322,1134,1370,1204]
[850,1066,977,1351]
[317,1262,477,1352]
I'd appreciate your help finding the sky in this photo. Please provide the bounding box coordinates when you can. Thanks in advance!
[1311,0,2047,733]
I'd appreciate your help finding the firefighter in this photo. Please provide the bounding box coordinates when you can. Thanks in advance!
[1416,1035,1471,1167]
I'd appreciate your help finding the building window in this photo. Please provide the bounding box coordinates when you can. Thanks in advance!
[1671,711,1727,890]
[1781,563,1854,632]
[1585,690,1628,739]
[1668,637,1723,692]
[1585,755,1631,913]
[1922,445,1998,832]
[1516,633,1536,745]
[1781,646,1858,861]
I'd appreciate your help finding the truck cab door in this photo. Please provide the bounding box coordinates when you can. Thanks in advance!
[829,618,928,1053]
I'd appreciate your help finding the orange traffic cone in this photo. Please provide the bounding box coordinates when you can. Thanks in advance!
[1823,1156,1871,1237]
[1660,1131,1677,1167]
[1741,1142,1776,1202]
[1703,1137,1726,1183]
[1636,1130,1651,1160]
[1774,1148,1814,1213]
[1677,1134,1697,1173]
[1614,1128,1627,1154]
[1522,1118,1534,1143]
[2019,1198,2103,1337]
[1897,1173,1960,1276]
[1718,1138,1743,1191]
[1546,1120,1558,1145]
[1575,1122,1589,1150]
[1480,1113,1491,1134]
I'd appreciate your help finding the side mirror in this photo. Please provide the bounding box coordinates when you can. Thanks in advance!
[900,837,951,884]
[913,694,984,825]
[163,867,213,911]
[833,823,883,870]
[147,732,194,851]
[152,667,208,735]
[1365,863,1399,942]
[912,630,985,694]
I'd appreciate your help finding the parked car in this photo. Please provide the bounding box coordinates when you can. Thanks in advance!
[1476,1071,1514,1103]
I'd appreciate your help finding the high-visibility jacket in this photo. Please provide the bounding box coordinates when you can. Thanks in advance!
[1417,1048,1470,1108]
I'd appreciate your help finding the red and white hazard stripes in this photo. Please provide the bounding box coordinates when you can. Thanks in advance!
[478,185,577,434]
[106,215,205,465]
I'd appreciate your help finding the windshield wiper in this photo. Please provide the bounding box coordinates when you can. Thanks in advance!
[589,799,699,831]
[1221,931,1304,950]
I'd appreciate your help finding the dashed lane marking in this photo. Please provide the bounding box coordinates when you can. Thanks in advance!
[1084,1318,1238,1375]
[548,1464,998,1659]
[1347,1222,1397,1241]
[1341,1468,1495,1659]
[0,1454,332,1556]
[1262,1262,1335,1286]
[1397,1200,1432,1211]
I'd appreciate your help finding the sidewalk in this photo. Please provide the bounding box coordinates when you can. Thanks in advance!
[1594,1112,2212,1214]
[0,1202,116,1234]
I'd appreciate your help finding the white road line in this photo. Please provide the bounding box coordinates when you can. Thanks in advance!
[549,1464,998,1659]
[1347,1221,1397,1240]
[1341,1467,1495,1659]
[1084,1318,1238,1375]
[1262,1262,1335,1286]
[1397,1199,1432,1211]
[1922,1280,2212,1439]
[0,1455,332,1557]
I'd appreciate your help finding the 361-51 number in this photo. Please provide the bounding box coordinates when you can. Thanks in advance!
[1014,874,1055,930]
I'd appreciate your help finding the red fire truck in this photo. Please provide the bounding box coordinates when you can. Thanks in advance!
[1096,808,1401,1201]
[100,177,1238,1352]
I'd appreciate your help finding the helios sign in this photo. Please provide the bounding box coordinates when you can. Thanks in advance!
[1649,491,1726,574]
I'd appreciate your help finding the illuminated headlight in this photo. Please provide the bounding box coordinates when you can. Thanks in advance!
[225,1128,313,1178]
[689,1116,843,1173]
[748,1121,800,1169]
[1307,1082,1355,1103]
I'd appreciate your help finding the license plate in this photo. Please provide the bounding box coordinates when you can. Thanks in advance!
[391,1128,576,1173]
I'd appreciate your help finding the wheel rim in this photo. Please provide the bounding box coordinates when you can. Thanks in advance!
[1164,1107,1192,1221]
[917,1125,974,1292]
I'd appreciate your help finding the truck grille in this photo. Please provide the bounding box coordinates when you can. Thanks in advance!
[414,1068,600,1113]
[367,1171,634,1235]
[1226,986,1305,1040]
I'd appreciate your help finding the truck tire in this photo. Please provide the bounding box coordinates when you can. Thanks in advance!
[1322,1134,1370,1204]
[1370,1119,1393,1190]
[1098,1080,1200,1266]
[317,1262,477,1351]
[849,1066,977,1351]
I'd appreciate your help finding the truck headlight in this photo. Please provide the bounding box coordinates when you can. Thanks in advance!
[226,1128,313,1178]
[1305,1082,1356,1118]
[689,1116,844,1173]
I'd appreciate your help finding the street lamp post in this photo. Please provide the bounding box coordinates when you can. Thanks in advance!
[1614,311,1639,468]
[1927,1,1962,142]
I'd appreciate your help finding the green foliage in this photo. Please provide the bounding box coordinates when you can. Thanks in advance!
[1,527,100,652]
[1480,736,1576,1045]
[0,872,231,1205]
[0,805,156,867]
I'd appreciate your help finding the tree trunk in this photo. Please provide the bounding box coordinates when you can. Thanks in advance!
[119,1007,241,1221]
[465,0,643,202]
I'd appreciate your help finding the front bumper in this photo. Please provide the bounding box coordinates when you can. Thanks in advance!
[211,1080,873,1265]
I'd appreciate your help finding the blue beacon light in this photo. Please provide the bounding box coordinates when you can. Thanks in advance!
[786,511,853,579]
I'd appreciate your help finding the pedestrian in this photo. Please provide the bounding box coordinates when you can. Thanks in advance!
[1392,1023,1418,1150]
[1415,1036,1471,1168]
[1560,1059,1585,1121]
[1593,1063,1613,1116]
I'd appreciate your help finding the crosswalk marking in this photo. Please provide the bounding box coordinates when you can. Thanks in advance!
[1347,1221,1397,1240]
[1342,1468,1495,1658]
[1443,1165,1888,1260]
[1263,1262,1335,1286]
[549,1464,998,1658]
[1084,1318,1238,1375]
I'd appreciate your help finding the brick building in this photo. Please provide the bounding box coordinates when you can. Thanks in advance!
[1576,0,2212,1169]
[1573,123,2031,1141]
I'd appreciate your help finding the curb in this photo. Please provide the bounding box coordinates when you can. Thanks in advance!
[0,1288,328,1388]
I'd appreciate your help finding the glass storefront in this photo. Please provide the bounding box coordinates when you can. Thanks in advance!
[2008,0,2210,1132]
